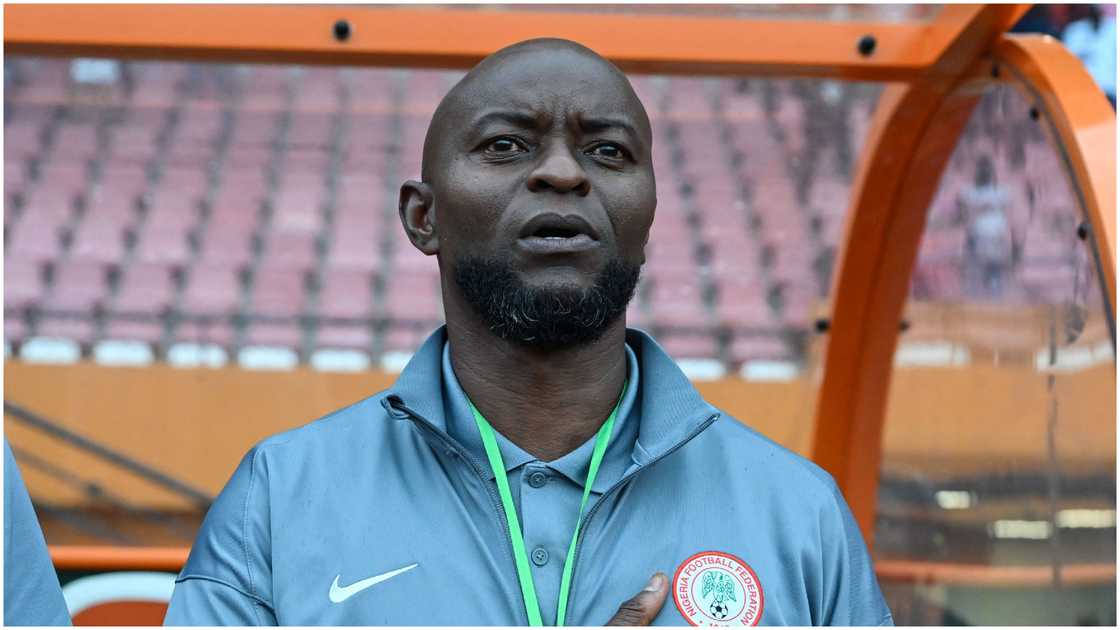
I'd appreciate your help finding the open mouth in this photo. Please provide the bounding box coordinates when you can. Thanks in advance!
[532,226,584,239]
[517,213,601,254]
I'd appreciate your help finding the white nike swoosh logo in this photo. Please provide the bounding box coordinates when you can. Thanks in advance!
[329,563,419,604]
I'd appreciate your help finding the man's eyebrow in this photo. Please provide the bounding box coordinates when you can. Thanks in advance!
[580,116,639,138]
[470,110,540,130]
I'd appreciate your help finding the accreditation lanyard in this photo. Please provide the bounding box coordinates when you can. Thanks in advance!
[467,382,626,627]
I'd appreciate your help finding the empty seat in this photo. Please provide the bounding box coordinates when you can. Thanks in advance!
[287,112,334,148]
[381,325,428,353]
[113,262,178,314]
[34,317,97,346]
[727,336,792,364]
[6,218,64,265]
[68,221,127,265]
[42,262,110,313]
[382,273,442,322]
[4,315,28,347]
[249,268,308,318]
[4,259,45,310]
[243,322,302,349]
[316,325,373,351]
[50,124,100,162]
[317,269,375,320]
[134,224,192,267]
[172,319,236,347]
[181,264,242,315]
[198,226,255,270]
[645,274,709,329]
[258,231,318,272]
[714,291,775,330]
[22,185,79,223]
[325,240,380,273]
[102,319,165,345]
[659,333,719,359]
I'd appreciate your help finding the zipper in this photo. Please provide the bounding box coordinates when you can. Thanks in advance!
[565,412,721,621]
[388,397,530,625]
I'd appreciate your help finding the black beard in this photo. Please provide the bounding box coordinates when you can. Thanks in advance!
[453,256,641,350]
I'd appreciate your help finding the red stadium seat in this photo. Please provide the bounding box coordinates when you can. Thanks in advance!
[4,259,45,310]
[42,262,110,313]
[318,269,375,320]
[114,263,178,314]
[181,264,242,315]
[249,268,308,318]
[316,325,373,351]
[243,322,303,349]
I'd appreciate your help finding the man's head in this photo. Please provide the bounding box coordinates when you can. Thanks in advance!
[398,38,655,349]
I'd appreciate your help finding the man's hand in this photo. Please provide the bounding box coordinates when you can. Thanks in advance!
[606,572,669,625]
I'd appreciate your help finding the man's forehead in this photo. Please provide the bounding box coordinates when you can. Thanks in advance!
[438,47,647,132]
[454,49,635,113]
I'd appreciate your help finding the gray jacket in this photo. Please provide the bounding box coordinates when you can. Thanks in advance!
[165,327,892,625]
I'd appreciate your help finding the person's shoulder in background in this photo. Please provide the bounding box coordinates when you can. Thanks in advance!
[4,439,72,626]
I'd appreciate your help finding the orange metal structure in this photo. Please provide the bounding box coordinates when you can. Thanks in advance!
[5,4,1003,80]
[4,0,1114,581]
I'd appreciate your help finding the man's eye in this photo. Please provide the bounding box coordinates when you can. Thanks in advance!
[486,138,523,153]
[589,143,625,160]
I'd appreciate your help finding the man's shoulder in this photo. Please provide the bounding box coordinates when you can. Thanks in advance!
[697,411,843,506]
[250,390,398,458]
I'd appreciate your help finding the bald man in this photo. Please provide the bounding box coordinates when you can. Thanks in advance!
[164,39,892,626]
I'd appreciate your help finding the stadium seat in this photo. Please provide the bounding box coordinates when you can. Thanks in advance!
[181,264,242,315]
[4,258,45,310]
[42,262,111,314]
[258,231,318,272]
[317,269,375,320]
[249,268,308,318]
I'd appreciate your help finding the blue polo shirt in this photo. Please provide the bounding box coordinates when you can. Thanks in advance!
[441,341,641,626]
[4,440,72,626]
[165,327,892,625]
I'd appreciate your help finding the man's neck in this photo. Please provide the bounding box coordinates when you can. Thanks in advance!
[446,318,628,462]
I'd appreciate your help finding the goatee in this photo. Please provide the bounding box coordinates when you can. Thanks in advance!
[453,256,641,349]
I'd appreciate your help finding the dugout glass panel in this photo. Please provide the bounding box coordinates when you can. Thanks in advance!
[874,80,1116,625]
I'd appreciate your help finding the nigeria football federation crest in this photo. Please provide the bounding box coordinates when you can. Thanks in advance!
[672,551,764,626]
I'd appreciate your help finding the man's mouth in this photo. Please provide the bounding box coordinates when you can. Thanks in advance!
[517,213,601,254]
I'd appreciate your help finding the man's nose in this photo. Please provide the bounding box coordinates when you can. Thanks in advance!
[527,144,591,195]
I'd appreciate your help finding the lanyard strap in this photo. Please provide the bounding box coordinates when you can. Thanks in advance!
[468,382,626,627]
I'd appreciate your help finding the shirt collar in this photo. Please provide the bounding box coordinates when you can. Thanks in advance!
[440,339,641,494]
[387,326,719,476]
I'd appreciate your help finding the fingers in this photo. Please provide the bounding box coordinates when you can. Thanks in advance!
[605,572,669,626]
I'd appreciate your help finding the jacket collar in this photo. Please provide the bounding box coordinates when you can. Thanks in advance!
[386,326,719,469]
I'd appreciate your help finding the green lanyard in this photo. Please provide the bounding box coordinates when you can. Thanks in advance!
[468,382,626,627]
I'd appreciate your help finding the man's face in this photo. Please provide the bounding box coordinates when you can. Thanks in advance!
[403,44,656,347]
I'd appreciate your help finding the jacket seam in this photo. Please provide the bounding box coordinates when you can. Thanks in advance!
[174,574,272,608]
[242,447,259,602]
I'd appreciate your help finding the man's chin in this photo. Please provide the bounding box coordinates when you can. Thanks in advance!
[515,268,598,293]
[453,254,641,349]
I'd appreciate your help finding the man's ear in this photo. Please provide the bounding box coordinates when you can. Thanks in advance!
[399,180,439,255]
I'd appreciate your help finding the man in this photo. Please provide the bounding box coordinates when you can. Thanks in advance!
[960,155,1014,297]
[165,39,892,626]
[4,439,72,626]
